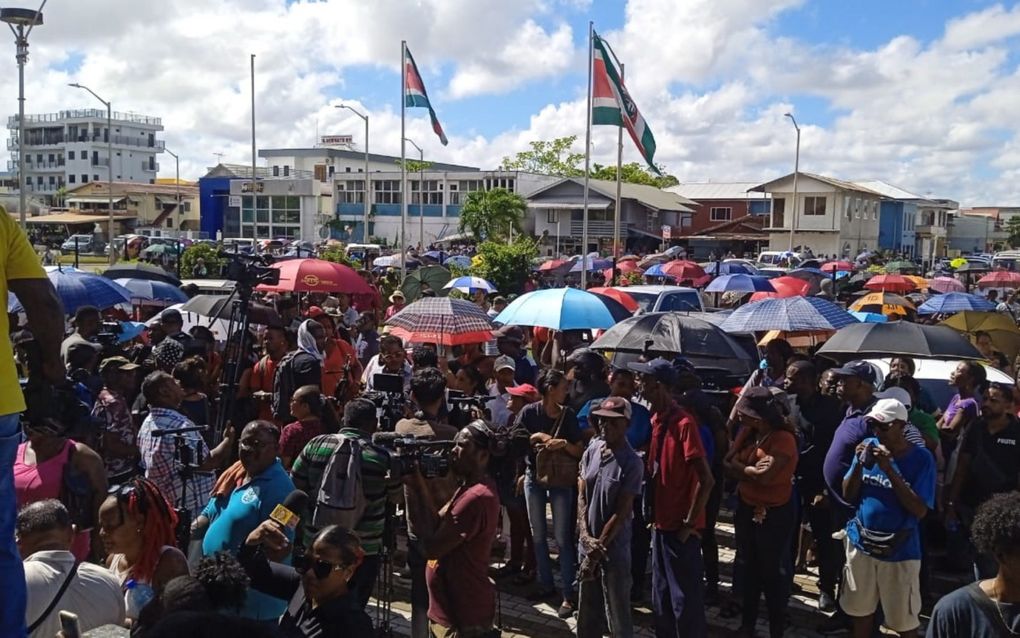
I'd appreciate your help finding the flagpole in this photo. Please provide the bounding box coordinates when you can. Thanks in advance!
[400,40,407,282]
[613,62,624,283]
[581,21,594,289]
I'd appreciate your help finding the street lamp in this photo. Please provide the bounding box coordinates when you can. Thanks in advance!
[2,2,45,229]
[403,137,424,250]
[784,113,801,254]
[336,104,370,241]
[164,147,181,232]
[69,82,115,264]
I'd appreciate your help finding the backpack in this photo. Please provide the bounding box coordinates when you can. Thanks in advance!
[311,434,367,531]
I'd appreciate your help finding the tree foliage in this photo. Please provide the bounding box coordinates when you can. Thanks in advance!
[394,159,433,173]
[472,238,539,295]
[318,244,357,267]
[591,162,679,188]
[1007,216,1020,248]
[180,243,226,279]
[458,188,527,242]
[501,136,584,177]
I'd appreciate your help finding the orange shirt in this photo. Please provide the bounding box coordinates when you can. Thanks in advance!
[735,429,799,508]
[250,355,278,422]
[321,338,362,400]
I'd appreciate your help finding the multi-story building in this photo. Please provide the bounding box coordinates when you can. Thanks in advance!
[853,180,922,258]
[666,182,771,236]
[63,181,200,233]
[7,109,164,203]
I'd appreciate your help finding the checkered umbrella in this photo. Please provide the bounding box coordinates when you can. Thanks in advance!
[917,292,996,315]
[386,297,495,346]
[719,296,859,333]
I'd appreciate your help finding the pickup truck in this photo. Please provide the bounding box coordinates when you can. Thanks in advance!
[611,285,705,313]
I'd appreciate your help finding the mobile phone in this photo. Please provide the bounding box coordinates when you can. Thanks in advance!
[59,611,81,638]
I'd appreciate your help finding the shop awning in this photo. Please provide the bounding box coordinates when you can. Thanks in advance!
[65,196,128,204]
[26,212,136,224]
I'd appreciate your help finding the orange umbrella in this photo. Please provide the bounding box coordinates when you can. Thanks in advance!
[587,287,639,313]
[749,276,811,301]
[849,292,916,319]
[660,260,707,282]
[864,274,917,293]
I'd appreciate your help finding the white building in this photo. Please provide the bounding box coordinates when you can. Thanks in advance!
[7,109,164,204]
[259,147,476,182]
[750,172,883,258]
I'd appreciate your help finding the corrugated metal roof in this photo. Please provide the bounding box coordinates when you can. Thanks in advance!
[668,182,772,200]
[852,180,926,201]
[750,172,883,196]
[528,178,696,212]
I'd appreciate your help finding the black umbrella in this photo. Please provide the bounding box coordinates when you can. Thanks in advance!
[590,312,753,360]
[180,294,282,326]
[102,262,182,286]
[816,322,982,361]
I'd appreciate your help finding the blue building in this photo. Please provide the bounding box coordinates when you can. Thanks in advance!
[855,180,921,258]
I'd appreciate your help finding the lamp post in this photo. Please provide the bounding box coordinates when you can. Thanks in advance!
[164,147,180,232]
[2,2,45,229]
[784,112,801,254]
[69,82,114,264]
[403,137,424,250]
[336,104,370,241]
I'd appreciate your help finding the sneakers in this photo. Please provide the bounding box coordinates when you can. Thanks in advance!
[818,591,837,615]
[556,600,576,619]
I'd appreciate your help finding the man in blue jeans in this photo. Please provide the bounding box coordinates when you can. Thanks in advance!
[630,359,714,638]
[0,207,66,637]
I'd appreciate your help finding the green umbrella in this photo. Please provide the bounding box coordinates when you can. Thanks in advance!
[884,260,917,273]
[401,265,451,301]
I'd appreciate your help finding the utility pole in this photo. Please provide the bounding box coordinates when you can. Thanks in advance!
[785,113,801,254]
[69,81,114,263]
[337,104,370,241]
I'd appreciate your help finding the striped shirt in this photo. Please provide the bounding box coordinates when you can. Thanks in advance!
[138,407,214,517]
[291,429,401,555]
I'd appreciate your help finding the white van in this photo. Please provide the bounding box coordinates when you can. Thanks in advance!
[756,251,801,267]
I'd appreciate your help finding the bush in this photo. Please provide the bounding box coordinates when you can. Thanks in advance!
[180,243,227,279]
[472,238,538,296]
[318,245,357,268]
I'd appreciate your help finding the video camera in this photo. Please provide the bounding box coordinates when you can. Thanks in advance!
[363,373,406,431]
[220,251,281,290]
[94,321,124,349]
[372,431,455,479]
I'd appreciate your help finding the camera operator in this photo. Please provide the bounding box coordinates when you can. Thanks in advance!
[3,205,68,637]
[158,309,199,356]
[395,367,460,638]
[273,320,325,424]
[362,334,412,392]
[403,421,501,638]
[60,306,101,367]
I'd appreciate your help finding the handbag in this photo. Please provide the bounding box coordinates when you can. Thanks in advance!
[534,409,579,488]
[851,518,911,559]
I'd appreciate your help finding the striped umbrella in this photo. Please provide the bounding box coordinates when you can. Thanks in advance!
[442,276,498,294]
[386,297,494,346]
[720,296,859,333]
[917,292,996,315]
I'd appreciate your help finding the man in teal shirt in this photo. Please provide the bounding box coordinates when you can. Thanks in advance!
[198,420,295,621]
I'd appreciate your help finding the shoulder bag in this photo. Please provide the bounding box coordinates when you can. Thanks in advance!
[534,408,579,488]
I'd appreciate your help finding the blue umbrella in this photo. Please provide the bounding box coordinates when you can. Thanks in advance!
[569,257,612,273]
[113,278,188,305]
[850,311,889,323]
[9,270,132,315]
[116,321,149,343]
[917,292,996,315]
[444,255,472,268]
[643,263,677,279]
[704,262,759,276]
[423,250,448,262]
[719,296,860,333]
[705,274,775,294]
[494,287,630,330]
[443,276,498,294]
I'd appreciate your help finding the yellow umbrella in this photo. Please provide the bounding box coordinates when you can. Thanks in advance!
[849,292,916,319]
[905,275,928,290]
[950,257,968,269]
[758,329,835,349]
[940,311,1020,364]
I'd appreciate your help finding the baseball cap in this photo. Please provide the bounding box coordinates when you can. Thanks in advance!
[875,387,912,410]
[627,358,678,385]
[494,355,516,372]
[99,356,140,374]
[865,398,908,424]
[306,306,326,318]
[829,360,877,386]
[495,325,525,343]
[507,384,540,401]
[160,308,183,324]
[591,396,632,420]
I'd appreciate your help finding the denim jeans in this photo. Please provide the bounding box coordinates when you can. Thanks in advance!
[524,474,577,599]
[0,413,25,638]
[576,552,633,638]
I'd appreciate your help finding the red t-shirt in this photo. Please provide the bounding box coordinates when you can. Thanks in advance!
[426,478,500,630]
[279,417,324,462]
[647,402,707,531]
[249,356,278,423]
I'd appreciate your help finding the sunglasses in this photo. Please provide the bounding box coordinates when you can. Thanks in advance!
[107,484,148,513]
[293,553,346,580]
[867,418,894,432]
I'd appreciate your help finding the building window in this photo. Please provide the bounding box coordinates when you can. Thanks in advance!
[68,175,75,184]
[68,151,75,160]
[709,207,732,222]
[373,180,401,205]
[547,210,558,224]
[804,196,826,216]
[93,175,99,181]
[82,175,88,183]
[854,198,861,219]
[872,201,878,220]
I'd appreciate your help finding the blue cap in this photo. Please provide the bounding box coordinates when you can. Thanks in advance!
[627,358,678,384]
[829,360,877,386]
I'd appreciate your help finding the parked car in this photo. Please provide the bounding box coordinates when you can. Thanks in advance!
[612,285,705,313]
[61,234,104,254]
[867,358,1013,412]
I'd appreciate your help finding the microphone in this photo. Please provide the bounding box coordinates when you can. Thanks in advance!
[269,489,309,530]
[371,431,407,445]
[150,425,207,437]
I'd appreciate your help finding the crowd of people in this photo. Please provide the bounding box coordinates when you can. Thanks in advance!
[4,210,1020,638]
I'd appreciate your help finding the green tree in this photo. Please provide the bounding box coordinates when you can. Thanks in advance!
[180,242,226,278]
[318,244,356,267]
[458,188,527,241]
[501,136,584,176]
[591,161,679,188]
[394,159,433,173]
[1007,216,1020,248]
[472,237,539,295]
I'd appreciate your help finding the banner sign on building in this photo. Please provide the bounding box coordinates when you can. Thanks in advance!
[320,135,353,146]
[661,224,672,239]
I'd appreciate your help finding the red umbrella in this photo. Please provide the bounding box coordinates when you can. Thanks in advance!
[537,259,568,272]
[749,276,811,301]
[587,287,639,313]
[256,258,374,294]
[821,260,854,273]
[977,271,1020,289]
[864,274,917,293]
[660,260,707,282]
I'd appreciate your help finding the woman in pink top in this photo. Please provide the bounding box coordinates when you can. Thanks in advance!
[14,420,108,560]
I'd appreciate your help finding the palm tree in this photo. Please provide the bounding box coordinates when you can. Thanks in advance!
[458,188,527,241]
[54,186,67,208]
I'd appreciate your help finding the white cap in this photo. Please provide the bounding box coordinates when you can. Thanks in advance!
[865,398,909,424]
[494,355,516,372]
[875,387,912,410]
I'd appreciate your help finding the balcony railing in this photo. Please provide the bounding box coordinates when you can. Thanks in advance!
[91,157,110,167]
[7,110,162,128]
[568,220,629,237]
[142,161,159,172]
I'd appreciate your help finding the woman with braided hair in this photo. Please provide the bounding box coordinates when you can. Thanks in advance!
[98,477,190,621]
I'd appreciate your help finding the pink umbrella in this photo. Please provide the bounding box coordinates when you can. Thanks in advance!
[864,274,917,294]
[977,271,1020,289]
[928,277,965,294]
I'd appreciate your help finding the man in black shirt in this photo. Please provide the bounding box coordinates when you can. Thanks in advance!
[947,382,1020,579]
[564,349,610,414]
[272,321,324,423]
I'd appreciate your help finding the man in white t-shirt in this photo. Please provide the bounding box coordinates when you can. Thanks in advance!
[17,500,124,638]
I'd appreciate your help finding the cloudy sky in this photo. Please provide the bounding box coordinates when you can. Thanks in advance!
[3,0,1020,206]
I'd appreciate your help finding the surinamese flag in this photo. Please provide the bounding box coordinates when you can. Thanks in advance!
[404,46,449,146]
[592,32,659,173]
